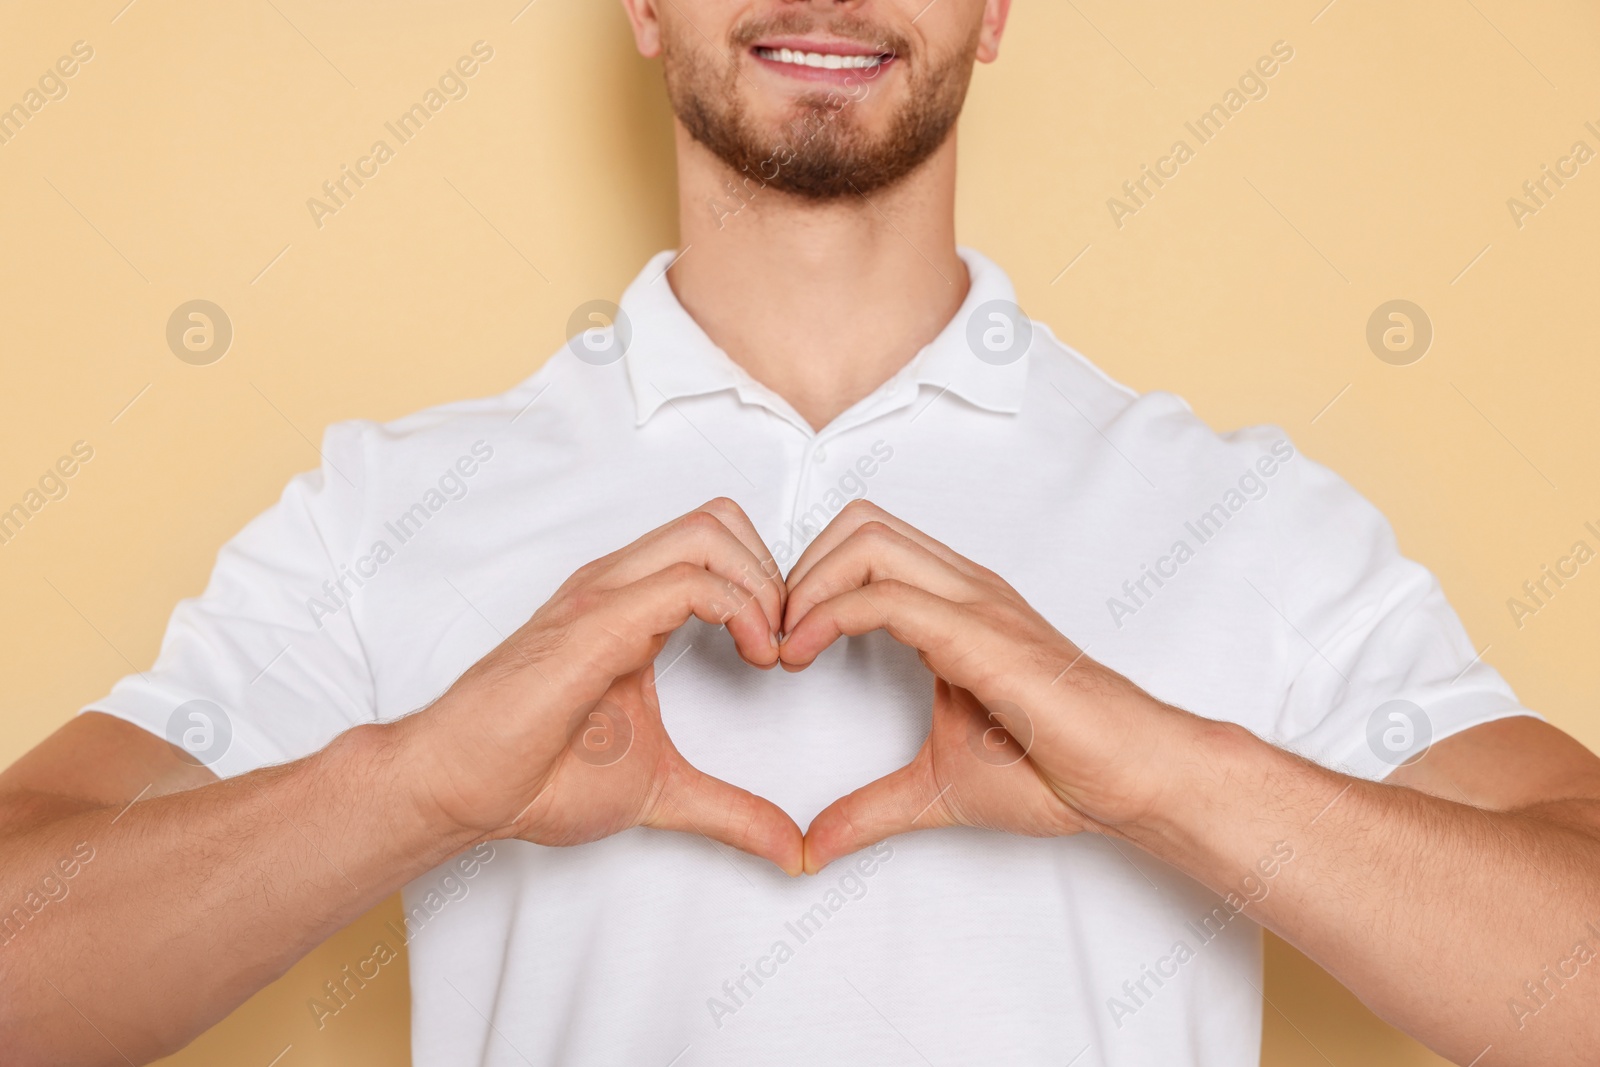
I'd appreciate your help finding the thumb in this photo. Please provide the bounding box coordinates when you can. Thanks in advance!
[647,759,805,876]
[802,751,954,875]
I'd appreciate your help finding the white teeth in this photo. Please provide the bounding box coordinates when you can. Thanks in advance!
[755,46,884,70]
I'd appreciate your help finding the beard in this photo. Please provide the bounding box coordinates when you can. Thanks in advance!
[661,11,979,200]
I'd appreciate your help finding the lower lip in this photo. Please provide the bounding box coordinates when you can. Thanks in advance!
[750,50,896,85]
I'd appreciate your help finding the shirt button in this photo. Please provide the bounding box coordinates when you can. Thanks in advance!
[812,446,827,464]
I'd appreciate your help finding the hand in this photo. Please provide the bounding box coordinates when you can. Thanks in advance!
[779,501,1195,873]
[403,498,804,875]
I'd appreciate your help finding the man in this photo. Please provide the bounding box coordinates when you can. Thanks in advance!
[2,0,1597,1064]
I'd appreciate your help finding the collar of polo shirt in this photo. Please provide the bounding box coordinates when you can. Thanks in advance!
[620,246,1032,429]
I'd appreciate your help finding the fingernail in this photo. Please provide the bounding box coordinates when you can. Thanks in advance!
[769,630,778,649]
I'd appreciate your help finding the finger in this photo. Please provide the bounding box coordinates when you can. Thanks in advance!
[588,563,781,674]
[802,752,953,874]
[648,759,805,876]
[598,499,784,634]
[779,580,980,680]
[693,497,786,615]
[783,521,979,635]
[786,499,981,594]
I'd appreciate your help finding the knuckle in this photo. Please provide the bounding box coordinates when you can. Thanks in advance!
[701,496,740,520]
[839,498,881,522]
[973,561,1008,588]
[566,587,604,618]
[833,794,873,847]
[856,519,895,544]
[874,578,909,599]
[680,510,723,537]
[737,797,764,847]
[569,557,606,585]
[665,560,704,583]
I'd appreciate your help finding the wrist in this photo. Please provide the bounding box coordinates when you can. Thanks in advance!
[1110,707,1284,857]
[1028,663,1229,835]
[333,713,489,856]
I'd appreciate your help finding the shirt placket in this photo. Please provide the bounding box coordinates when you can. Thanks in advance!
[775,372,923,568]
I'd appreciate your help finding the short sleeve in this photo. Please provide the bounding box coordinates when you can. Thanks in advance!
[1259,433,1538,780]
[80,422,378,778]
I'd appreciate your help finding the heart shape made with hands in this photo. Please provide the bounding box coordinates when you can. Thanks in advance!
[547,498,1151,878]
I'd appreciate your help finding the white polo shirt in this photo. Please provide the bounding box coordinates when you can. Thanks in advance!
[86,248,1531,1066]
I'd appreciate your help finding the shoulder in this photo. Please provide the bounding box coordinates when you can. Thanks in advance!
[1024,321,1302,480]
[324,345,629,468]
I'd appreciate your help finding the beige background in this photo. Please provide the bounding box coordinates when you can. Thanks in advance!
[2,0,1596,1063]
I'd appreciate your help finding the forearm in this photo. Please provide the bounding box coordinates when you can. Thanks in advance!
[1122,716,1600,1065]
[0,720,473,1065]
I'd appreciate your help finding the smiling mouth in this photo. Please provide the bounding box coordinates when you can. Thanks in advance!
[752,46,892,72]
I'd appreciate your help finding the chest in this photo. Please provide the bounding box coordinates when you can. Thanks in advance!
[353,418,1289,822]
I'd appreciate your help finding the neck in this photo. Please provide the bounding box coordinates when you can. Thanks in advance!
[666,125,969,431]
